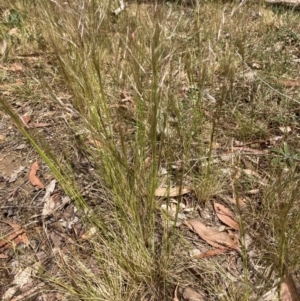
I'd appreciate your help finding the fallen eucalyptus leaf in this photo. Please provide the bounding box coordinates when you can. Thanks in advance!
[185,219,239,250]
[214,202,239,231]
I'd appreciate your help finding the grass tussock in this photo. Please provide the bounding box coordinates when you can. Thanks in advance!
[1,0,300,300]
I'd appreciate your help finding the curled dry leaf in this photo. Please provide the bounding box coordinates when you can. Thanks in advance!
[185,219,239,250]
[214,202,239,231]
[155,186,191,197]
[29,161,44,189]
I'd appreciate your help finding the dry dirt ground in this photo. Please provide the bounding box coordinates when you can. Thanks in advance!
[0,54,82,299]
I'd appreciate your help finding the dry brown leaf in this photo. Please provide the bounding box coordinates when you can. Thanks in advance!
[14,233,29,246]
[29,161,44,189]
[21,115,31,124]
[280,271,300,301]
[185,219,239,250]
[194,248,229,258]
[0,229,24,249]
[278,79,300,87]
[50,231,64,248]
[182,287,205,301]
[155,186,191,197]
[4,222,29,247]
[21,114,31,126]
[5,221,21,232]
[0,221,29,250]
[20,115,51,128]
[214,202,239,231]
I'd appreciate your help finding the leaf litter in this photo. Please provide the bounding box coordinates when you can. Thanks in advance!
[41,179,57,216]
[29,161,44,189]
[20,114,52,128]
[2,262,41,301]
[213,202,239,231]
[185,219,240,251]
[0,221,29,255]
[8,166,25,183]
